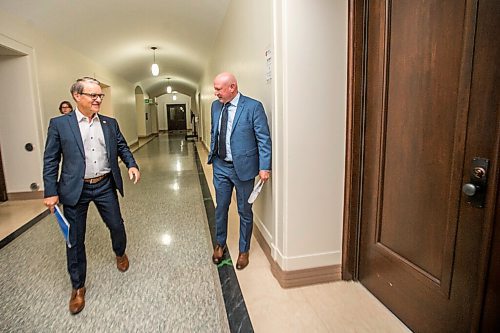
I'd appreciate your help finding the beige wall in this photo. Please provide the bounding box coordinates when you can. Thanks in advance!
[201,0,348,271]
[0,9,139,194]
[200,0,274,253]
[274,0,348,270]
[135,90,147,137]
[135,84,158,138]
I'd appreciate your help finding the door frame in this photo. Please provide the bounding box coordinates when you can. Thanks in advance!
[342,0,499,329]
[166,103,187,131]
[0,145,7,202]
[342,0,366,281]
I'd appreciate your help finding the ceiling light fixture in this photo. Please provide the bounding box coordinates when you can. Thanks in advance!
[166,77,172,93]
[151,47,159,76]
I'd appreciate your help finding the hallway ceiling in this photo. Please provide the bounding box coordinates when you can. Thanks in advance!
[0,0,230,97]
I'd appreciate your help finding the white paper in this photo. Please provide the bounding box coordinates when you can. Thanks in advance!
[248,179,264,204]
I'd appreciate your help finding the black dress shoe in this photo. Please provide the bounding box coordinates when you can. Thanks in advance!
[236,252,249,270]
[212,244,226,264]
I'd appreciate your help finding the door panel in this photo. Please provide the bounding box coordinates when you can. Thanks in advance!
[358,0,499,332]
[167,104,187,131]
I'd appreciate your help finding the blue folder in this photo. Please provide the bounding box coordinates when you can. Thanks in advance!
[54,205,72,248]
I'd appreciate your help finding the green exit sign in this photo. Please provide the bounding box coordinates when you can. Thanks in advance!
[144,98,153,104]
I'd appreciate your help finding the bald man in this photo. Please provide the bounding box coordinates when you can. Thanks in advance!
[207,72,272,270]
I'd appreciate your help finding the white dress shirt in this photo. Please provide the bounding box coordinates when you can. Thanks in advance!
[75,108,111,178]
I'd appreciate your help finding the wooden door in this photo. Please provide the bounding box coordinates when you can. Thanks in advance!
[351,0,499,332]
[167,104,187,131]
[0,145,7,202]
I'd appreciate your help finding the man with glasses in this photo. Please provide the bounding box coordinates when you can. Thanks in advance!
[43,77,141,315]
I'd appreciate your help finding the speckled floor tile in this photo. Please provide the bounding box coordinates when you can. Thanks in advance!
[0,134,229,333]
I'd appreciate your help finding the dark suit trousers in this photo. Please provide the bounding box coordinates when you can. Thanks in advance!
[63,176,126,289]
[213,157,255,253]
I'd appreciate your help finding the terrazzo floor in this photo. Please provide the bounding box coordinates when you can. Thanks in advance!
[0,134,229,332]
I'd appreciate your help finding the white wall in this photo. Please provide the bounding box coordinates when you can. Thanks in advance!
[200,0,348,271]
[0,9,139,194]
[273,0,348,270]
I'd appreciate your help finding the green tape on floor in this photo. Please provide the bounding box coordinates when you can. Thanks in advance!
[217,258,233,268]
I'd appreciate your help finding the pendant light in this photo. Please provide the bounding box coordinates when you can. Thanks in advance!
[151,47,159,76]
[166,77,172,93]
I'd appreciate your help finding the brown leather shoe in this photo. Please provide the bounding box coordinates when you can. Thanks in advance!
[212,244,226,264]
[116,254,129,272]
[69,287,86,315]
[236,252,249,270]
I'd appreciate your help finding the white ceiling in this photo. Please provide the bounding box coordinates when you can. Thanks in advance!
[0,0,231,97]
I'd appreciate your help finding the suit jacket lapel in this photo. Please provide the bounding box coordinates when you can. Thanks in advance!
[68,112,85,157]
[100,116,112,157]
[214,104,223,136]
[232,95,246,130]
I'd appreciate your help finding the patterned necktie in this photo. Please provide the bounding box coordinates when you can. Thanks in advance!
[218,103,230,160]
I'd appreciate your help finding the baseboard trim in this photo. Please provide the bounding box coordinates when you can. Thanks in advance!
[253,223,274,266]
[270,261,341,288]
[138,133,157,139]
[129,141,139,151]
[253,226,342,288]
[7,191,44,200]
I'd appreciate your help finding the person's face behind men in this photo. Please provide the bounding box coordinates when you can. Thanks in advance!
[73,81,102,116]
[60,104,72,114]
[214,77,236,104]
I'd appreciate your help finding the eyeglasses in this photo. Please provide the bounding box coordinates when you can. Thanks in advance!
[80,92,105,100]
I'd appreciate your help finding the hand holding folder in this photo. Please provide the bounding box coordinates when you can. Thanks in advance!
[248,179,265,204]
[54,205,72,248]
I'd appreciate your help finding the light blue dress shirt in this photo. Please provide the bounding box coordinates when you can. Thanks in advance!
[218,93,240,162]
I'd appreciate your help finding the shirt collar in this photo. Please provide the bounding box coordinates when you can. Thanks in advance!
[75,108,100,123]
[227,92,240,108]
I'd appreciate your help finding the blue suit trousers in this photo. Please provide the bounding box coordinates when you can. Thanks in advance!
[63,176,126,289]
[213,157,255,253]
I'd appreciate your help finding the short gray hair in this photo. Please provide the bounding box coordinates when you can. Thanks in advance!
[70,76,100,95]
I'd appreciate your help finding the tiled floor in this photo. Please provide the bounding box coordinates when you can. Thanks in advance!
[0,134,229,332]
[0,134,411,332]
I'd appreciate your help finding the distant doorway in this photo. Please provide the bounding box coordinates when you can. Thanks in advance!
[166,104,187,131]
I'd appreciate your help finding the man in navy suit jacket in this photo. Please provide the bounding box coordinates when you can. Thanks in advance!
[208,72,272,270]
[43,77,140,315]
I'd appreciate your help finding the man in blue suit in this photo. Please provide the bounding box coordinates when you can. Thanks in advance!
[208,72,272,270]
[43,77,141,314]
